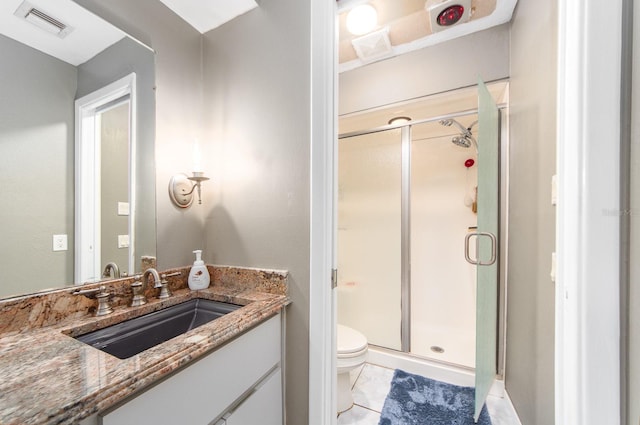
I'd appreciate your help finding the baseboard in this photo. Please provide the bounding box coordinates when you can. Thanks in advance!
[502,390,523,425]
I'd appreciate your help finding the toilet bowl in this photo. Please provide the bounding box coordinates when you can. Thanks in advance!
[337,324,368,413]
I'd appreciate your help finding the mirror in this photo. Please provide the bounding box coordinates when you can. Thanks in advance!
[0,0,156,298]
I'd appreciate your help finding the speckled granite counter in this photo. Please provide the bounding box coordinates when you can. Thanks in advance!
[0,266,289,425]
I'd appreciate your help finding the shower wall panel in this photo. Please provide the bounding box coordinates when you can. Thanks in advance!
[338,129,402,350]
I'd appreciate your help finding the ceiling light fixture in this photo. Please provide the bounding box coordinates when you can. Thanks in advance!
[388,116,412,125]
[346,4,378,36]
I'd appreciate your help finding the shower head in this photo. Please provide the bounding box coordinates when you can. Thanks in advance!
[452,134,473,148]
[438,118,478,152]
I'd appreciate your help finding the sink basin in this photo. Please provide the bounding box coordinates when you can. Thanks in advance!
[75,299,241,359]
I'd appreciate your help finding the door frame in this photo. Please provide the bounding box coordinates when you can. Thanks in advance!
[315,0,627,422]
[75,73,137,284]
[308,0,337,423]
[556,0,623,423]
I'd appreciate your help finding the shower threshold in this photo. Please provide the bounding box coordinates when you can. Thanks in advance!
[366,345,505,398]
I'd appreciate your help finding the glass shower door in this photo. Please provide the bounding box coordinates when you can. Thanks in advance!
[337,128,403,350]
[474,79,500,421]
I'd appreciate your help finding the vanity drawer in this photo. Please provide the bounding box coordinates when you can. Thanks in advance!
[101,314,281,425]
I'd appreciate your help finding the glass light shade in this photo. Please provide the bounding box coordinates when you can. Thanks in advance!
[346,4,378,36]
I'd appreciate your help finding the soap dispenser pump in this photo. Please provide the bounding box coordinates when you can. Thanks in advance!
[188,250,210,290]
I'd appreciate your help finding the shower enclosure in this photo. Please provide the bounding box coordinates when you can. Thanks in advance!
[337,82,503,417]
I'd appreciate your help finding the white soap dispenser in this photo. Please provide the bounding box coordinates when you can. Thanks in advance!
[188,250,210,290]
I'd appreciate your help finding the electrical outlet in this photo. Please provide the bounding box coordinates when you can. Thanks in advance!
[118,202,129,216]
[52,234,67,251]
[118,234,129,248]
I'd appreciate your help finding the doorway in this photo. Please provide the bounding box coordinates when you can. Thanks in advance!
[75,73,136,283]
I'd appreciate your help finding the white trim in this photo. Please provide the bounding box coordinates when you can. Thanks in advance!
[75,73,137,283]
[308,0,337,424]
[128,75,137,281]
[556,0,621,424]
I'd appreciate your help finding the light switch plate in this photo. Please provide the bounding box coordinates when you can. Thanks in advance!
[118,234,129,248]
[118,202,129,216]
[53,234,67,251]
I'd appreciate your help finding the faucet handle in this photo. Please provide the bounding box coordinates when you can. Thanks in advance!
[158,274,172,299]
[72,285,113,316]
[95,286,113,316]
[130,275,147,307]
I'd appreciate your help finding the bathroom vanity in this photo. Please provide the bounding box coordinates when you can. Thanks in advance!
[0,266,289,425]
[94,314,282,425]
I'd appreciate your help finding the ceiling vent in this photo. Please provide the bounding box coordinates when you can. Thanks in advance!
[351,27,393,63]
[14,1,74,39]
[426,0,472,33]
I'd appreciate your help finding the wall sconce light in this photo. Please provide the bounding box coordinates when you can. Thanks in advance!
[169,139,209,208]
[169,172,209,208]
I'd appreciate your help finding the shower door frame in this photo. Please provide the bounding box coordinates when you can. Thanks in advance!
[338,103,509,375]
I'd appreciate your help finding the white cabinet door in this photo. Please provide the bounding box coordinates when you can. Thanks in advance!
[225,369,282,425]
[101,314,281,425]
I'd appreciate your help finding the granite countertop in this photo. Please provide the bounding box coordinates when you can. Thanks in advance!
[0,267,289,425]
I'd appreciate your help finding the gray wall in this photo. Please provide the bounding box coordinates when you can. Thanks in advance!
[0,34,77,296]
[339,24,510,115]
[201,1,311,423]
[77,36,157,272]
[506,0,557,423]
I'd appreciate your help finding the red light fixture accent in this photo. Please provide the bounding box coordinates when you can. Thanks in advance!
[437,5,465,27]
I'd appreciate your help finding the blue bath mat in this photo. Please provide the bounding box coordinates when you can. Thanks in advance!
[379,369,492,425]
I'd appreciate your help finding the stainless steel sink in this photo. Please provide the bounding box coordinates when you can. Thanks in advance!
[75,299,241,359]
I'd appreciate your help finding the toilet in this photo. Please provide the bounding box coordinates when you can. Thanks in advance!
[337,324,368,413]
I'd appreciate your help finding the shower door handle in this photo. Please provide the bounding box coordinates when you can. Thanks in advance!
[464,232,497,266]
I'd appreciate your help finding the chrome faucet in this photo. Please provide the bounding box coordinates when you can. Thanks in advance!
[144,268,172,299]
[102,262,121,279]
[143,268,161,290]
[130,268,174,307]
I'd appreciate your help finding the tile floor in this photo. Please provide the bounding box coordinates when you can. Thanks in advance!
[337,363,522,425]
